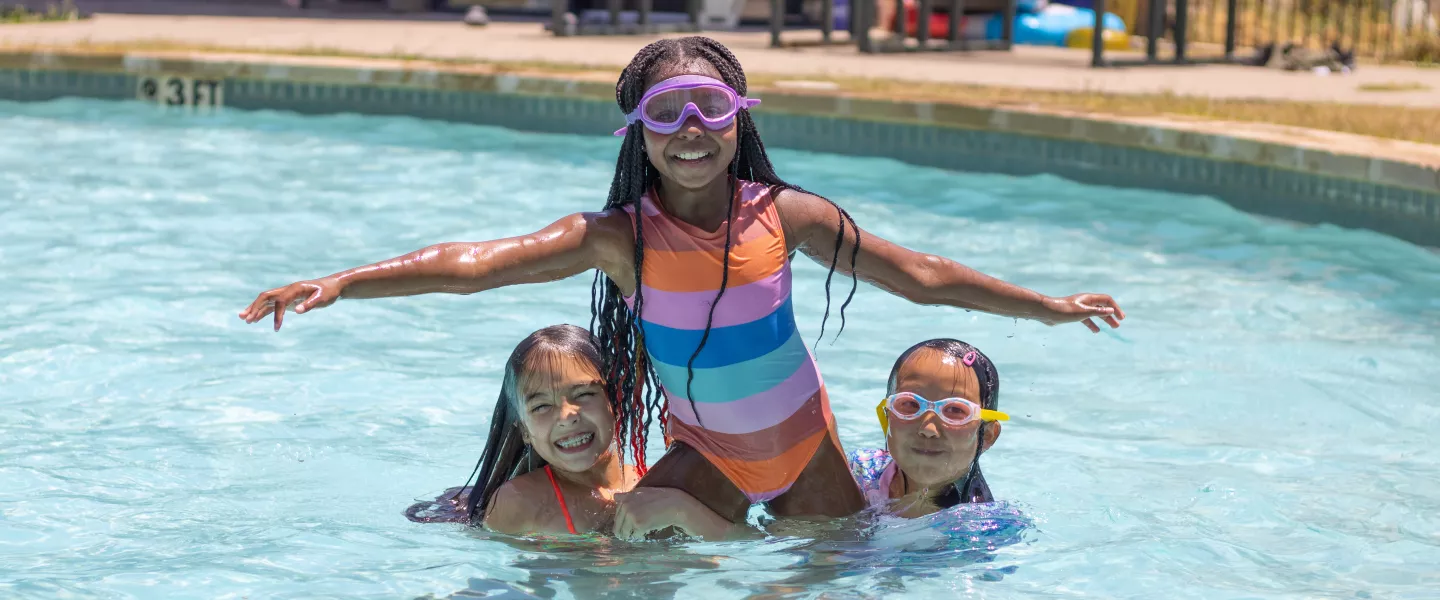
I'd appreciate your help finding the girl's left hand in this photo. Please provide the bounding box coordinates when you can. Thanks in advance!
[1041,294,1126,332]
[613,488,688,541]
[613,488,729,541]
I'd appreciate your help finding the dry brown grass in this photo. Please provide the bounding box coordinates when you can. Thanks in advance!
[5,38,1440,145]
[1356,80,1431,91]
[0,1,82,24]
[754,74,1440,145]
[1398,35,1440,64]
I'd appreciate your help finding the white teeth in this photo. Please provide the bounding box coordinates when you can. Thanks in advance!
[674,151,710,161]
[556,433,593,449]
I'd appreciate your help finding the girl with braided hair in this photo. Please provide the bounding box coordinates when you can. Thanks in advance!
[240,36,1124,532]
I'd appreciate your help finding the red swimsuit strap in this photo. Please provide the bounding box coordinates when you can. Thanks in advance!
[542,465,578,535]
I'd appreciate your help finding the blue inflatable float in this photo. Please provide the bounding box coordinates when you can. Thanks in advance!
[839,0,1130,50]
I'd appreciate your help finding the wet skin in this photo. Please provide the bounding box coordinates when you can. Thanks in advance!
[239,60,1124,525]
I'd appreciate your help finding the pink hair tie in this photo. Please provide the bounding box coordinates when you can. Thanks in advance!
[962,351,978,366]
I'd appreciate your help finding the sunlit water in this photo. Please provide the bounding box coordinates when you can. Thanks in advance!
[3,98,1439,599]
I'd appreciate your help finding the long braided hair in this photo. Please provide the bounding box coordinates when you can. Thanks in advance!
[592,36,862,461]
[885,339,1000,507]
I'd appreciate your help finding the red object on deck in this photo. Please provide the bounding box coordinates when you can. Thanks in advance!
[903,0,961,39]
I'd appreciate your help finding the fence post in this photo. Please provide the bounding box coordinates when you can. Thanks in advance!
[822,0,834,42]
[1093,0,1107,65]
[948,0,963,46]
[858,0,876,52]
[1146,0,1161,60]
[918,0,934,43]
[1223,0,1237,58]
[1002,0,1016,49]
[893,0,907,38]
[771,0,784,46]
[551,0,569,35]
[1174,0,1189,62]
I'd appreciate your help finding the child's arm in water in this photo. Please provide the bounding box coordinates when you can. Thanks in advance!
[774,189,1125,332]
[238,211,634,330]
[612,487,760,541]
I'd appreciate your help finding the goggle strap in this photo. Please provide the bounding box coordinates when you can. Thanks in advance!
[980,409,1010,422]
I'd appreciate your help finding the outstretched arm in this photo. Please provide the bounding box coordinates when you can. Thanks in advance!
[239,210,635,330]
[775,189,1123,332]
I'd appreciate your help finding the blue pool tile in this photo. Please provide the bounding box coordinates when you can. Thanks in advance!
[2,66,1438,245]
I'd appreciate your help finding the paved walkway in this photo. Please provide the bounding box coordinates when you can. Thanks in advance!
[3,10,1440,106]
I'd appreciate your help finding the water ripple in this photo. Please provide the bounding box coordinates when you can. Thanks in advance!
[2,98,1438,599]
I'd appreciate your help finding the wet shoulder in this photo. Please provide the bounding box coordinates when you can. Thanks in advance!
[583,208,638,294]
[766,185,830,254]
[484,470,556,534]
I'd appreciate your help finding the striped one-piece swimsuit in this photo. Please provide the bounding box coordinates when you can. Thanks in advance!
[625,180,837,503]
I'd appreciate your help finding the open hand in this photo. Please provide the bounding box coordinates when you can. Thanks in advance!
[613,488,689,541]
[238,278,342,331]
[613,487,736,542]
[1041,293,1125,333]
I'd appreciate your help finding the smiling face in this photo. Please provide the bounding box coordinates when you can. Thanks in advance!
[640,60,740,192]
[516,349,616,474]
[886,348,1001,489]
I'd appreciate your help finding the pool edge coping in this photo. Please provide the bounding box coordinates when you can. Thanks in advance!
[3,47,1438,197]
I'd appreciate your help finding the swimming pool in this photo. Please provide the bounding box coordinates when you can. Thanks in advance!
[3,97,1439,599]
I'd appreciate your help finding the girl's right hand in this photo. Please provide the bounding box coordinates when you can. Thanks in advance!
[238,277,343,331]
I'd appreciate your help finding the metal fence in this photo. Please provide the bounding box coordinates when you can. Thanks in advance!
[1155,0,1438,61]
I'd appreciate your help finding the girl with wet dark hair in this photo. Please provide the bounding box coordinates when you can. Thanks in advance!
[850,339,1007,517]
[404,325,639,535]
[242,36,1122,531]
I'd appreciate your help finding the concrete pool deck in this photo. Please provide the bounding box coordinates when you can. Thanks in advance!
[4,12,1437,168]
[1,10,1437,245]
[2,12,1440,108]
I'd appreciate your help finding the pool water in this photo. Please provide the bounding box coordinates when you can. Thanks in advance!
[3,98,1439,599]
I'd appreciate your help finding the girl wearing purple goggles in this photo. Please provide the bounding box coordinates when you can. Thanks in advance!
[614,74,761,136]
[240,36,1125,540]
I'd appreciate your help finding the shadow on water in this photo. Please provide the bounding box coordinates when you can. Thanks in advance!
[416,503,1033,599]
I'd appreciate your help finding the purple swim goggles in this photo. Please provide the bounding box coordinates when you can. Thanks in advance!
[614,75,761,136]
